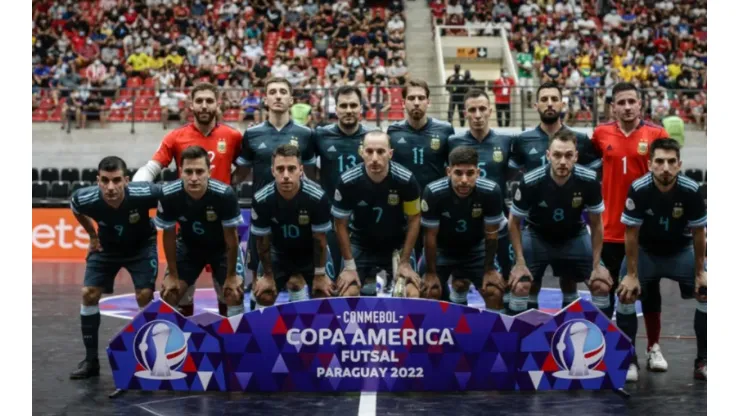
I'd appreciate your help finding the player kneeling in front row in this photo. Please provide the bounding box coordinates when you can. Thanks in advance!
[332,131,423,298]
[250,145,334,308]
[70,156,161,379]
[617,138,707,382]
[509,130,612,316]
[418,146,511,311]
[156,146,247,317]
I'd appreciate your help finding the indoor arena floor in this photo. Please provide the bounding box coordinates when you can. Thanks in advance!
[32,262,707,416]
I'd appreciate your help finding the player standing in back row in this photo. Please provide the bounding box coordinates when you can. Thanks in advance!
[617,139,707,381]
[69,157,160,379]
[314,85,373,279]
[233,77,317,298]
[387,78,456,258]
[448,89,515,311]
[509,82,601,312]
[591,82,670,374]
[133,82,243,317]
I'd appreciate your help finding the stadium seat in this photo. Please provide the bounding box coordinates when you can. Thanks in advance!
[40,167,60,182]
[32,108,48,122]
[61,167,80,183]
[238,182,253,199]
[223,109,241,122]
[32,168,39,182]
[70,181,90,194]
[685,169,703,183]
[32,181,49,199]
[49,181,70,199]
[81,168,98,183]
[162,168,178,182]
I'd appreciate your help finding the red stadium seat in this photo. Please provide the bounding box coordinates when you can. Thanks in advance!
[126,77,143,88]
[387,109,405,121]
[145,107,161,122]
[32,108,48,122]
[48,106,63,122]
[40,97,55,110]
[108,109,126,122]
[223,109,241,122]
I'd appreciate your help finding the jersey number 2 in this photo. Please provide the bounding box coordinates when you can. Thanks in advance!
[208,151,217,171]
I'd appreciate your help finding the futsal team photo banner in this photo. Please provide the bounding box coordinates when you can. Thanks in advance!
[108,297,634,393]
[31,208,252,261]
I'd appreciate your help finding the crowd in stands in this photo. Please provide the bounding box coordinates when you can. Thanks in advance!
[32,0,409,127]
[433,0,707,128]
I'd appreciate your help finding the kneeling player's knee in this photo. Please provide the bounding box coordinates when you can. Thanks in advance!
[286,274,307,292]
[589,279,611,296]
[81,286,102,306]
[448,279,470,304]
[482,283,504,302]
[257,291,277,306]
[405,282,420,298]
[343,285,361,297]
[135,289,154,307]
[512,280,531,298]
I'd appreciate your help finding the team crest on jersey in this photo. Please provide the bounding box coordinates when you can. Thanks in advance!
[129,210,140,224]
[472,205,483,218]
[217,138,227,154]
[421,199,429,212]
[515,188,522,201]
[493,148,504,163]
[298,210,310,225]
[672,204,684,219]
[290,137,299,148]
[637,140,648,155]
[388,191,399,206]
[430,137,441,151]
[206,206,218,222]
[572,193,583,208]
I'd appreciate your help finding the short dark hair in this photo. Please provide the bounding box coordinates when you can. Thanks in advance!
[180,145,210,167]
[272,143,302,163]
[98,156,127,173]
[611,82,640,98]
[402,78,430,100]
[536,81,562,100]
[448,146,479,166]
[334,85,363,103]
[463,88,490,105]
[264,77,294,96]
[190,82,219,100]
[549,129,578,148]
[650,138,681,160]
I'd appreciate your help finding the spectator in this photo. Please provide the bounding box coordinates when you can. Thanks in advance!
[291,93,313,126]
[243,38,265,64]
[387,14,405,33]
[158,88,188,129]
[387,58,408,86]
[517,42,535,106]
[492,68,515,127]
[241,90,263,124]
[662,108,686,147]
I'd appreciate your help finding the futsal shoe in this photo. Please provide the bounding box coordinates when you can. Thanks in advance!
[694,359,707,381]
[626,362,639,382]
[646,344,668,372]
[69,359,100,380]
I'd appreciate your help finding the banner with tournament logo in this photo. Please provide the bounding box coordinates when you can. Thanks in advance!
[108,298,633,392]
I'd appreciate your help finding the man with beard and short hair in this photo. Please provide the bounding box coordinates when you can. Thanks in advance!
[250,145,334,309]
[314,85,373,279]
[591,82,670,381]
[508,82,601,313]
[448,89,516,312]
[133,82,243,318]
[617,138,707,381]
[332,131,423,298]
[156,146,247,318]
[388,78,455,259]
[508,130,612,319]
[417,146,510,311]
[233,77,318,298]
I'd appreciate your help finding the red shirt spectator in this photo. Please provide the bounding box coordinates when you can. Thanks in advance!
[493,73,515,104]
[654,37,671,54]
[430,0,445,19]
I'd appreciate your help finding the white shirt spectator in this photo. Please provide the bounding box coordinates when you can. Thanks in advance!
[244,43,265,61]
[603,11,622,29]
[325,62,346,79]
[651,96,671,118]
[446,3,463,16]
[286,69,305,87]
[159,91,188,112]
[632,27,650,40]
[518,1,540,18]
[199,51,217,69]
[669,14,681,26]
[566,70,582,89]
[85,61,107,83]
[387,61,408,79]
[293,43,310,58]
[554,1,573,15]
[271,61,290,78]
[219,0,240,20]
[656,1,674,11]
[155,71,176,90]
[387,16,405,32]
[576,17,597,35]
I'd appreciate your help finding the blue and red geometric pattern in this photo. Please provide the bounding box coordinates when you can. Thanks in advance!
[107,298,634,393]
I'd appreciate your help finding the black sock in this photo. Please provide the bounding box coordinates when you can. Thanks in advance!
[616,312,638,348]
[178,304,194,316]
[218,301,228,317]
[81,307,101,362]
[695,307,707,361]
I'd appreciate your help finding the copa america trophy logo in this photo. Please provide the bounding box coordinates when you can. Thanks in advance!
[133,320,189,380]
[551,320,606,379]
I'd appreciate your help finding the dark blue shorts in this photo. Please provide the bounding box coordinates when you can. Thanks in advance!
[619,245,705,289]
[84,238,158,293]
[418,248,486,287]
[349,244,418,281]
[172,241,247,287]
[522,228,593,282]
[257,253,316,291]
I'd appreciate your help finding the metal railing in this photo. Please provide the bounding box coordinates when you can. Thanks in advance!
[32,85,707,132]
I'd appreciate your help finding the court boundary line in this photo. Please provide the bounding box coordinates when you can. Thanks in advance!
[358,392,377,416]
[135,404,167,416]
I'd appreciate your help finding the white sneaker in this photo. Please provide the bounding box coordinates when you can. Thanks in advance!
[626,363,639,382]
[647,344,669,372]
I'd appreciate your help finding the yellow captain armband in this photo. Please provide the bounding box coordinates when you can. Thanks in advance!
[403,198,421,216]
